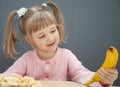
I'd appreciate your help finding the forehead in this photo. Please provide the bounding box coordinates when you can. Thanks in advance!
[25,11,56,33]
[33,24,56,35]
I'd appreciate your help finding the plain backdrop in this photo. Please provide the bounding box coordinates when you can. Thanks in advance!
[0,0,120,86]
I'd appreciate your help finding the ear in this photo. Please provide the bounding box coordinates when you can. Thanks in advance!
[25,36,36,49]
[25,36,31,44]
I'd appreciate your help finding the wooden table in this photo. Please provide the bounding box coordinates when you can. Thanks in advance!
[40,81,87,87]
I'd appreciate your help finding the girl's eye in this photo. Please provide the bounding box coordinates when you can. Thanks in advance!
[51,29,56,33]
[38,35,45,39]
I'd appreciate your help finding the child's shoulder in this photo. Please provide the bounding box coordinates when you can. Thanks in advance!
[21,50,36,58]
[15,50,36,62]
[58,47,73,54]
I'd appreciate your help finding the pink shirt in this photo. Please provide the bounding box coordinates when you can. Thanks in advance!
[3,47,104,86]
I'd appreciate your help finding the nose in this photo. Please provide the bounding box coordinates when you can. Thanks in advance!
[47,34,54,42]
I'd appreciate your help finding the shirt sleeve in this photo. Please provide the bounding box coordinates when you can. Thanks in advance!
[3,56,27,76]
[65,49,104,86]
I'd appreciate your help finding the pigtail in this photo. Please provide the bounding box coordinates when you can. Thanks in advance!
[46,2,64,26]
[46,2,65,43]
[3,10,19,58]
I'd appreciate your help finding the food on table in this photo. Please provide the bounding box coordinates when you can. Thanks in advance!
[0,73,42,87]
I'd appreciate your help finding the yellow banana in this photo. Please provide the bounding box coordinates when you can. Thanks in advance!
[84,46,119,86]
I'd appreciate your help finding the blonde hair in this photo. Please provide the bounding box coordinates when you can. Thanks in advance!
[3,1,65,58]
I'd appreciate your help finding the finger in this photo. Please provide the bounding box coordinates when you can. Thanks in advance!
[98,68,113,84]
[106,69,118,75]
[99,68,118,78]
[105,69,118,80]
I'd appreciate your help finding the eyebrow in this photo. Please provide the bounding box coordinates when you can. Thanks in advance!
[50,26,56,30]
[33,31,44,37]
[34,25,56,35]
[37,32,44,36]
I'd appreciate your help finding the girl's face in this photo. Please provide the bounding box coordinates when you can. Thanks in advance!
[32,24,60,53]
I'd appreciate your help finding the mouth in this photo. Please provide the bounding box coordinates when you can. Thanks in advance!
[47,41,55,46]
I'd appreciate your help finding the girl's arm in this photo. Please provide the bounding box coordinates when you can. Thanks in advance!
[65,49,111,87]
[3,56,27,76]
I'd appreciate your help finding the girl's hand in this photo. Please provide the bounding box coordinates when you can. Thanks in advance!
[98,68,118,85]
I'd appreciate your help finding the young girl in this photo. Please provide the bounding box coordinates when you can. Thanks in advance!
[3,1,118,87]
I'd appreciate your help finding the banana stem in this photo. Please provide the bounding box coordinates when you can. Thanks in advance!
[84,78,95,86]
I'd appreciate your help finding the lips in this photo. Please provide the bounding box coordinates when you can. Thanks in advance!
[47,41,55,46]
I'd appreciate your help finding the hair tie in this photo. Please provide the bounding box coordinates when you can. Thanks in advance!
[41,3,47,8]
[17,7,28,17]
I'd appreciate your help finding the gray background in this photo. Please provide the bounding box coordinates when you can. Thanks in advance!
[0,0,120,86]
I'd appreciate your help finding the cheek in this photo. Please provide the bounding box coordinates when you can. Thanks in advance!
[37,39,49,48]
[56,31,60,40]
[35,40,43,45]
[57,34,60,41]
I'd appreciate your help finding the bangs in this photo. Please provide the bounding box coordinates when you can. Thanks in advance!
[26,11,56,33]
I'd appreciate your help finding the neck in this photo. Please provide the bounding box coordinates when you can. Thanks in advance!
[36,49,57,60]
